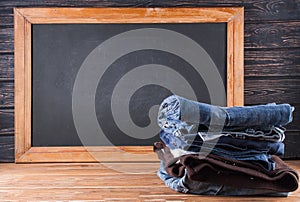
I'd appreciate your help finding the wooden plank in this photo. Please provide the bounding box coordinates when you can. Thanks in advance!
[24,19,31,152]
[245,48,300,77]
[13,8,26,160]
[226,20,234,107]
[0,108,14,135]
[245,77,300,104]
[0,27,13,53]
[0,27,13,40]
[0,82,13,107]
[0,0,140,7]
[0,7,13,15]
[0,174,164,188]
[0,187,298,201]
[243,0,300,22]
[0,136,14,162]
[15,7,238,23]
[0,16,13,27]
[0,162,160,175]
[2,48,300,80]
[284,131,300,159]
[0,8,14,26]
[245,21,300,49]
[0,0,299,22]
[0,42,12,53]
[232,7,244,106]
[0,161,299,200]
[3,21,300,53]
[286,103,300,131]
[16,146,158,163]
[0,54,14,79]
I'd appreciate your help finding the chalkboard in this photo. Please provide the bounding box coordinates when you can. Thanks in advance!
[14,7,244,163]
[31,23,227,146]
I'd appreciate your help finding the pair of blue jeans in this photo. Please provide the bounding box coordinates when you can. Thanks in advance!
[158,95,294,137]
[157,161,289,196]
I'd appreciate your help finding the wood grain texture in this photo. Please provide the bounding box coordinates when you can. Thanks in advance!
[1,48,300,80]
[13,8,26,160]
[0,136,14,162]
[0,82,13,107]
[3,21,300,53]
[15,7,240,23]
[245,21,300,49]
[285,103,300,131]
[0,108,14,135]
[245,48,300,77]
[243,0,300,22]
[0,0,299,22]
[232,7,244,106]
[285,131,300,159]
[16,146,157,163]
[24,19,31,152]
[0,7,14,28]
[0,54,14,79]
[0,161,299,200]
[0,27,13,53]
[245,77,300,104]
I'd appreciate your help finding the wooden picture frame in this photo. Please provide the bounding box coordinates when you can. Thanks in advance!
[14,7,244,163]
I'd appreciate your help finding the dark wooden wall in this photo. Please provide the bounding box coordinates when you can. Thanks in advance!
[0,0,299,162]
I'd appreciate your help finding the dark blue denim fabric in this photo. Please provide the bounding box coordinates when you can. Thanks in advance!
[160,130,284,171]
[157,161,289,196]
[158,95,294,136]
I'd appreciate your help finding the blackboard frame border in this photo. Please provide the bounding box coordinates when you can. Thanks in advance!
[14,7,244,163]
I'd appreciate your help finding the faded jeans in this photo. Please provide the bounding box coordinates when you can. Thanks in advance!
[158,95,294,138]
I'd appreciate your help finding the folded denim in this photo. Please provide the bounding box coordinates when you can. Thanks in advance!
[154,143,299,193]
[158,95,294,136]
[169,148,276,171]
[199,126,286,142]
[176,155,298,192]
[154,142,273,176]
[160,130,284,170]
[160,130,284,154]
[157,161,290,196]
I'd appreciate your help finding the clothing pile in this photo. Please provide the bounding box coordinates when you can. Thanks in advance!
[154,95,299,196]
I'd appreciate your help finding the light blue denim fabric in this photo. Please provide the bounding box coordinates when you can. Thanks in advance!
[199,126,286,142]
[158,95,294,137]
[157,161,289,196]
[160,130,284,155]
[160,130,283,171]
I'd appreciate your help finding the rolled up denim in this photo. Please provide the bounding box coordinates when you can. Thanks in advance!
[158,95,294,136]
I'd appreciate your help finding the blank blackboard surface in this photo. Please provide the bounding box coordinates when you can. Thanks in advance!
[32,23,227,147]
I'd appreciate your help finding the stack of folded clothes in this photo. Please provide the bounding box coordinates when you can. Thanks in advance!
[154,95,299,196]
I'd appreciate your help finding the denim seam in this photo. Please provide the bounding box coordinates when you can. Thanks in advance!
[225,109,230,126]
